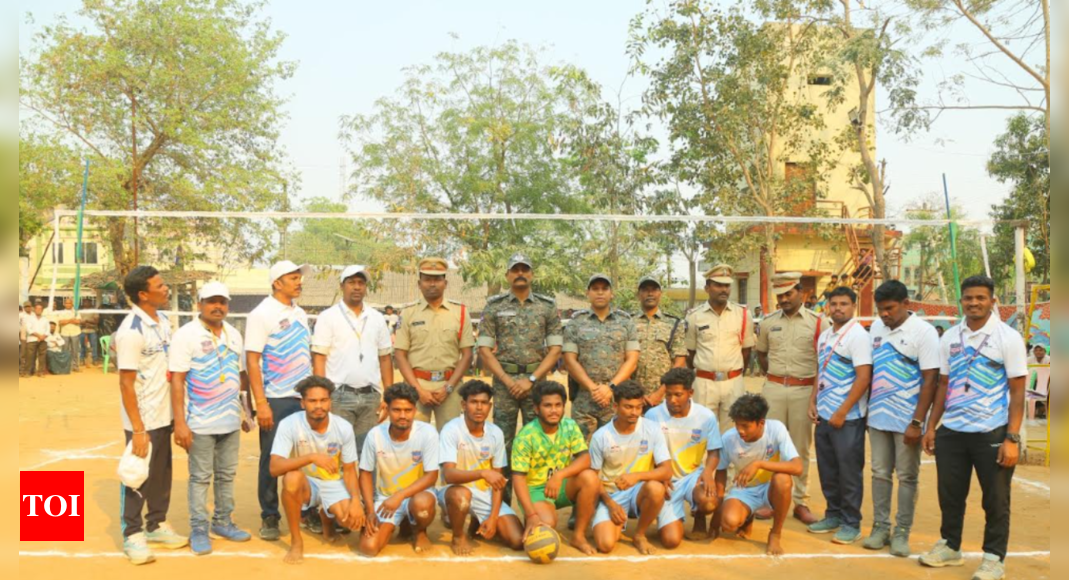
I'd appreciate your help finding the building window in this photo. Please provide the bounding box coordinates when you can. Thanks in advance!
[808,75,833,86]
[80,243,99,265]
[52,242,64,265]
[738,278,749,307]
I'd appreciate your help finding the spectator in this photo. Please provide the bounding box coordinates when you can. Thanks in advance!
[81,299,101,367]
[22,303,50,378]
[20,302,32,361]
[52,297,84,372]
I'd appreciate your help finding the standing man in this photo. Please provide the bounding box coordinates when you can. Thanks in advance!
[383,306,400,345]
[563,274,641,441]
[755,273,823,525]
[21,302,46,378]
[478,253,563,502]
[686,264,756,431]
[20,301,32,365]
[313,265,394,450]
[246,261,314,542]
[633,276,687,410]
[52,297,83,372]
[921,276,1028,580]
[863,280,941,557]
[82,300,101,368]
[807,287,873,545]
[395,258,475,430]
[169,282,253,556]
[115,266,188,565]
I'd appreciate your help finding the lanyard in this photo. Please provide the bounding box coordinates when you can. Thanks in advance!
[202,322,232,384]
[149,322,170,354]
[340,304,370,362]
[819,321,857,383]
[959,328,994,392]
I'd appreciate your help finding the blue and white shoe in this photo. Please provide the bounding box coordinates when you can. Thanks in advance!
[146,523,189,550]
[211,522,252,543]
[190,528,212,556]
[123,533,156,566]
[808,517,842,535]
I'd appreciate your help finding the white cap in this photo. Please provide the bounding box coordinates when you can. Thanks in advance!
[198,281,231,302]
[269,261,312,286]
[340,265,369,284]
[117,441,152,490]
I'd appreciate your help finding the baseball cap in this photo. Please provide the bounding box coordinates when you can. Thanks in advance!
[198,282,231,302]
[508,253,533,270]
[269,261,312,286]
[637,276,662,289]
[340,265,369,284]
[587,273,613,289]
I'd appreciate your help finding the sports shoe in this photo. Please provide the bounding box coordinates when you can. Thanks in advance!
[972,554,1006,580]
[211,522,252,543]
[833,526,862,545]
[259,517,281,541]
[301,513,323,535]
[807,517,842,535]
[190,528,212,556]
[862,525,891,550]
[919,540,966,568]
[146,523,189,549]
[123,532,156,566]
[890,528,912,558]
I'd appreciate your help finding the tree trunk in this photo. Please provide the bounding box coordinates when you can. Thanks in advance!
[688,255,698,311]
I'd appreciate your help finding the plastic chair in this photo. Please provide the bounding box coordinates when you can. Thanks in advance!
[1027,366,1050,419]
[100,335,112,375]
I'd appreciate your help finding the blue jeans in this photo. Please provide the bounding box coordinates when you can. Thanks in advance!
[84,332,101,364]
[188,431,241,530]
[258,398,303,520]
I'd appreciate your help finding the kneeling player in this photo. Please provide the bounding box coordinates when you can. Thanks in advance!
[359,384,440,557]
[713,393,803,556]
[590,381,674,555]
[646,368,723,547]
[513,381,602,556]
[269,377,365,565]
[438,381,524,555]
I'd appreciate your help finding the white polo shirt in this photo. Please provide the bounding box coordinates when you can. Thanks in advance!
[24,314,51,343]
[244,297,311,400]
[816,320,873,421]
[312,303,393,391]
[115,305,174,432]
[868,314,942,433]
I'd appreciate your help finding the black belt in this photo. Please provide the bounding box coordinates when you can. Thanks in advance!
[500,362,540,375]
[338,384,377,395]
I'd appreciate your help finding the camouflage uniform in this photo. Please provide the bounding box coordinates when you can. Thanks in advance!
[633,311,687,398]
[563,310,640,440]
[477,291,563,480]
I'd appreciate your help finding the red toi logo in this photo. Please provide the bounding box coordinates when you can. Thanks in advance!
[20,471,85,542]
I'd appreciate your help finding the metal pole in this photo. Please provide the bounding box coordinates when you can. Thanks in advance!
[1015,225,1027,334]
[980,235,992,278]
[48,211,61,310]
[943,174,963,311]
[74,160,90,312]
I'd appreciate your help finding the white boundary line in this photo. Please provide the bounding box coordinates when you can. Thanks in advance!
[1014,477,1051,493]
[17,550,1051,564]
[23,443,120,471]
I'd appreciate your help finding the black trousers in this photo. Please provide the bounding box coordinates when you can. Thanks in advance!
[257,397,303,520]
[935,426,1014,561]
[122,425,174,538]
[815,418,867,529]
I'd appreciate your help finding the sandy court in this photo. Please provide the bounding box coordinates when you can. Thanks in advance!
[20,370,1050,580]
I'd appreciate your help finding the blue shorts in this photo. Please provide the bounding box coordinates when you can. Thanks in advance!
[725,484,772,514]
[305,478,351,516]
[374,497,416,528]
[659,470,706,530]
[436,486,517,523]
[593,483,676,530]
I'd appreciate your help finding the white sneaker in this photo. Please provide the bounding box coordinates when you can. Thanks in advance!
[919,540,965,568]
[123,532,156,566]
[145,523,189,549]
[972,554,1006,580]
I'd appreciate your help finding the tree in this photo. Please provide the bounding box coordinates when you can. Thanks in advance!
[987,113,1048,283]
[902,0,1050,148]
[630,0,837,307]
[905,198,985,302]
[20,0,296,277]
[340,41,607,296]
[19,134,83,256]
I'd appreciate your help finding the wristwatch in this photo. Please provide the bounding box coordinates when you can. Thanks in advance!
[608,382,618,391]
[1005,433,1022,445]
[528,374,539,384]
[445,384,455,396]
[910,419,924,430]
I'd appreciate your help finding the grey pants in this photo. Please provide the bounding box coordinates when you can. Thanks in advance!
[188,431,241,530]
[64,336,81,371]
[332,386,382,451]
[869,428,921,532]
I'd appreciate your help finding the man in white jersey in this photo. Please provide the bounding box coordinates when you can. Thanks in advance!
[271,377,364,564]
[115,266,188,565]
[359,383,440,557]
[170,282,253,556]
[712,394,802,556]
[589,380,673,555]
[645,368,723,547]
[863,281,940,557]
[438,380,524,555]
[246,261,314,541]
[807,287,873,546]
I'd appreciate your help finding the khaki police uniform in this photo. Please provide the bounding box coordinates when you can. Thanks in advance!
[686,301,756,432]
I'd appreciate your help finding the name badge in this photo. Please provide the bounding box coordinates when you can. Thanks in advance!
[698,325,710,332]
[500,311,517,318]
[412,321,427,328]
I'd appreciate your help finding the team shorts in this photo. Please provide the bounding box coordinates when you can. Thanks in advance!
[725,484,772,514]
[305,478,351,516]
[374,497,417,528]
[659,469,706,529]
[436,486,517,523]
[525,479,573,512]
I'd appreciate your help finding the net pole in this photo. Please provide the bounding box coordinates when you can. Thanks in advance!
[943,174,962,311]
[1015,225,1027,334]
[73,160,90,313]
[48,210,61,310]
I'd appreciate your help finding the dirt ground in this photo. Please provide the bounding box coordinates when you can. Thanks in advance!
[19,370,1050,580]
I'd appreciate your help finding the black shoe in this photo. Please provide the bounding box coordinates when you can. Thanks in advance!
[301,514,323,535]
[259,517,281,542]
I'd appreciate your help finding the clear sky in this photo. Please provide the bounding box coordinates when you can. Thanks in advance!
[19,0,1032,224]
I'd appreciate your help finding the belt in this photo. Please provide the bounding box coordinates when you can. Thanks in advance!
[414,369,454,382]
[338,384,377,395]
[501,362,540,376]
[767,374,816,387]
[696,369,745,382]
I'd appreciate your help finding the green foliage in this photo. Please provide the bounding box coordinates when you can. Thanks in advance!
[905,198,985,301]
[20,0,296,276]
[18,134,83,255]
[987,113,1049,283]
